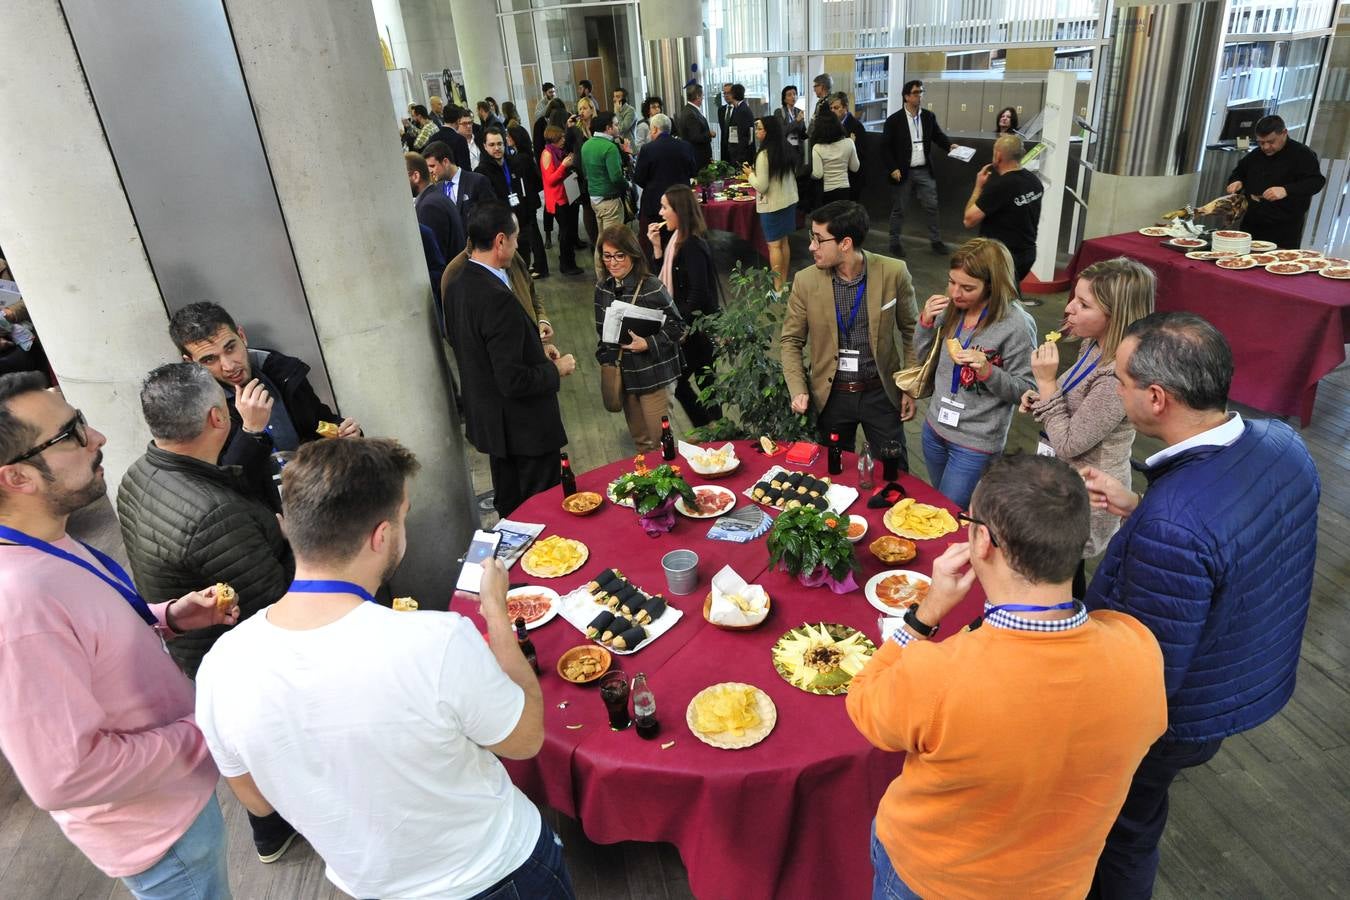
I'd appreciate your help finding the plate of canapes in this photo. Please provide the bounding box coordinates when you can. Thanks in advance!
[556,568,683,654]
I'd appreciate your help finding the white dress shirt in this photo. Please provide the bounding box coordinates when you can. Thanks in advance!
[907,109,926,167]
[1145,412,1245,468]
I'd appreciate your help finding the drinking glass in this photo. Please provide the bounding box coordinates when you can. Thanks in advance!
[599,670,631,730]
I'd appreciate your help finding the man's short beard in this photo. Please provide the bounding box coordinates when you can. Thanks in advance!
[47,473,107,516]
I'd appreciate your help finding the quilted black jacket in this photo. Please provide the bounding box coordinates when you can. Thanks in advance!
[117,444,294,677]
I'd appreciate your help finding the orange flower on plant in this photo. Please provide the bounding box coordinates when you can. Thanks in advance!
[825,517,838,528]
[633,455,649,475]
[670,464,681,474]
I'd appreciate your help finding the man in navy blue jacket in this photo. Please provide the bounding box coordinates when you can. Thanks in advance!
[1080,311,1319,899]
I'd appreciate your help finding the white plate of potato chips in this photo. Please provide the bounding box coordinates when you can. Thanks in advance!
[686,682,777,749]
[521,535,589,578]
[883,498,959,540]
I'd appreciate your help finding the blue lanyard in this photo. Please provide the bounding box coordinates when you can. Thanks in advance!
[1059,341,1101,396]
[289,579,376,604]
[949,307,989,394]
[503,161,513,192]
[0,524,156,626]
[836,279,867,336]
[986,601,1079,616]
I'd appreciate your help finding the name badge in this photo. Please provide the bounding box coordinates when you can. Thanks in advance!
[508,193,520,207]
[728,126,740,144]
[1036,430,1056,457]
[937,394,964,427]
[837,349,860,373]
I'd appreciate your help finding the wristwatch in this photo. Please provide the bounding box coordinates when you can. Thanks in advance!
[903,605,939,639]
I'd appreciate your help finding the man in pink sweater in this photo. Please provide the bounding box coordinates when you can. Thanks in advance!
[0,373,237,899]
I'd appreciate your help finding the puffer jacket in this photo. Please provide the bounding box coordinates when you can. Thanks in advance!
[1085,418,1319,742]
[117,444,294,678]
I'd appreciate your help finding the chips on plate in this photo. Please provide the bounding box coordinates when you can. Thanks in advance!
[520,535,589,578]
[884,498,959,539]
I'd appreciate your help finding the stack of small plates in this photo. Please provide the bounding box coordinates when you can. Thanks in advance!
[1211,229,1252,256]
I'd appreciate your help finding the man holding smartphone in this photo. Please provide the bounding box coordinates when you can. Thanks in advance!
[196,437,573,899]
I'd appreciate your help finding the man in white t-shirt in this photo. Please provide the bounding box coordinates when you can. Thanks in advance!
[195,437,572,899]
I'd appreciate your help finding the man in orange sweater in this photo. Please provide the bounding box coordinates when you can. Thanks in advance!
[847,455,1167,900]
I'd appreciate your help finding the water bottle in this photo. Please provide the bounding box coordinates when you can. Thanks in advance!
[858,442,875,490]
[632,673,659,739]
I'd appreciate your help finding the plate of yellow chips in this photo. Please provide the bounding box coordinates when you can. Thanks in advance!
[520,535,589,578]
[686,682,776,749]
[884,498,959,540]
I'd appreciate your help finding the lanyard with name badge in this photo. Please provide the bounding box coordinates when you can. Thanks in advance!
[836,279,867,373]
[0,524,157,625]
[936,308,988,429]
[1036,341,1102,457]
[288,580,377,603]
[503,161,520,207]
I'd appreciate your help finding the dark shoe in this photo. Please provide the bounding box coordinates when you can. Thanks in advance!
[545,234,554,249]
[931,241,950,255]
[574,241,589,250]
[249,811,299,864]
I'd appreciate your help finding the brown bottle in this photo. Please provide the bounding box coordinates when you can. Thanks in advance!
[514,617,540,674]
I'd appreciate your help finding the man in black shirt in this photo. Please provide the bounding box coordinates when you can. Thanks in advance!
[963,134,1044,284]
[1225,115,1327,249]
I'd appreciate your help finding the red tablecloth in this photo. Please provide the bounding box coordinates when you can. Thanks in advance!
[1074,232,1350,424]
[701,194,770,260]
[468,442,985,900]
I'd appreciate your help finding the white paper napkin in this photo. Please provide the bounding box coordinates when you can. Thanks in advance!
[708,565,768,627]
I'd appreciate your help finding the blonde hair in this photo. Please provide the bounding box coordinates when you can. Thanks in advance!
[943,238,1021,336]
[1076,257,1156,358]
[577,96,598,118]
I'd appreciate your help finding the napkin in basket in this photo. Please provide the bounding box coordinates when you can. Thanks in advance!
[709,565,768,627]
[678,440,738,474]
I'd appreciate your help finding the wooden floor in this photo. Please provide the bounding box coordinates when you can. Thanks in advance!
[2,225,1346,899]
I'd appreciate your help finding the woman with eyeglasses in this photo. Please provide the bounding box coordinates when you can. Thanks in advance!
[911,237,1036,508]
[648,184,722,427]
[1018,256,1155,596]
[742,115,798,291]
[593,226,686,451]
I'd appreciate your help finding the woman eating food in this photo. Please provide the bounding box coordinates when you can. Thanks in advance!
[1019,256,1155,596]
[593,226,686,452]
[910,237,1036,508]
[647,184,722,427]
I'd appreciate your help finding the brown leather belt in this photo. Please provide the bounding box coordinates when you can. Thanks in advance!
[831,377,884,394]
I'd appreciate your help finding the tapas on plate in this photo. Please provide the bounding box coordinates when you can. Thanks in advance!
[864,570,932,615]
[506,586,561,630]
[520,536,589,578]
[687,683,777,749]
[771,623,876,695]
[1265,261,1309,276]
[675,485,737,518]
[1215,256,1258,270]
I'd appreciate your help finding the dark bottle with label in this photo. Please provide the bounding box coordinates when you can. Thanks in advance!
[514,617,540,674]
[560,451,577,496]
[827,432,843,475]
[660,416,677,460]
[632,673,659,739]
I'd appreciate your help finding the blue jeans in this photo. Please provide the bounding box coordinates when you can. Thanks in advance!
[871,820,923,900]
[467,815,575,900]
[921,422,994,509]
[121,796,230,900]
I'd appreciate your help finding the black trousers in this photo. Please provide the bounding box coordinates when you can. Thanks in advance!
[816,386,909,472]
[553,202,580,272]
[1243,216,1305,250]
[1088,736,1225,900]
[820,187,851,206]
[1011,246,1036,285]
[516,209,548,275]
[673,331,722,427]
[489,451,560,518]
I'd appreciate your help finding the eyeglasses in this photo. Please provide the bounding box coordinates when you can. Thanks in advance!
[6,411,89,466]
[808,234,839,248]
[957,510,999,548]
[908,89,926,96]
[601,252,628,262]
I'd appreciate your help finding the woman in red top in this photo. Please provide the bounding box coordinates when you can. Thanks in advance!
[539,125,584,277]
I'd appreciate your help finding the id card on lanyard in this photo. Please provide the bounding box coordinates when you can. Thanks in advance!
[836,279,867,373]
[504,161,520,207]
[0,525,158,626]
[940,308,987,428]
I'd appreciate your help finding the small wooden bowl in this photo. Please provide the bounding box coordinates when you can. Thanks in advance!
[557,644,612,684]
[562,491,604,516]
[703,592,771,631]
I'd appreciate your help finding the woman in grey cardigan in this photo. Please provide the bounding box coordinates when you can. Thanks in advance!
[594,225,685,452]
[1020,256,1155,596]
[911,238,1036,507]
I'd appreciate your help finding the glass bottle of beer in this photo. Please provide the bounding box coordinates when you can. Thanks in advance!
[514,617,540,674]
[828,432,843,475]
[560,451,577,497]
[660,416,676,461]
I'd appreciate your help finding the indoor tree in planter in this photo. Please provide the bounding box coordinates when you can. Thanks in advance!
[765,506,861,593]
[688,264,816,445]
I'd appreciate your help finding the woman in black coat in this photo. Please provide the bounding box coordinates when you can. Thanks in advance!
[646,184,723,427]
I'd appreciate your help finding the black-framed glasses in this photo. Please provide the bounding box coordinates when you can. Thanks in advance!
[957,510,999,548]
[601,252,629,262]
[6,411,89,466]
[808,233,839,247]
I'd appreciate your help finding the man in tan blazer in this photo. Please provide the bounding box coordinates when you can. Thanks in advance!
[780,200,919,467]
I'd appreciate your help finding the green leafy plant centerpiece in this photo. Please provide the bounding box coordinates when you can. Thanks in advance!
[695,159,740,188]
[766,506,861,592]
[689,263,816,445]
[610,456,697,536]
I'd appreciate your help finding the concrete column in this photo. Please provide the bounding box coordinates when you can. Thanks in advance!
[0,0,173,487]
[399,0,462,86]
[225,0,477,600]
[451,0,510,104]
[371,0,413,71]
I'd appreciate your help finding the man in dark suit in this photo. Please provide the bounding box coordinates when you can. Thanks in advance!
[476,126,547,278]
[633,114,698,263]
[675,83,714,169]
[423,141,492,238]
[726,84,756,167]
[717,82,734,162]
[830,92,867,201]
[882,80,967,257]
[405,152,464,312]
[427,105,471,170]
[444,202,576,517]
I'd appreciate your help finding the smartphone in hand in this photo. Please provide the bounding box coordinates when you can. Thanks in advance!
[455,530,502,595]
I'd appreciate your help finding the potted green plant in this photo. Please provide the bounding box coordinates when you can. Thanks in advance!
[609,456,698,536]
[688,264,816,445]
[765,506,860,593]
